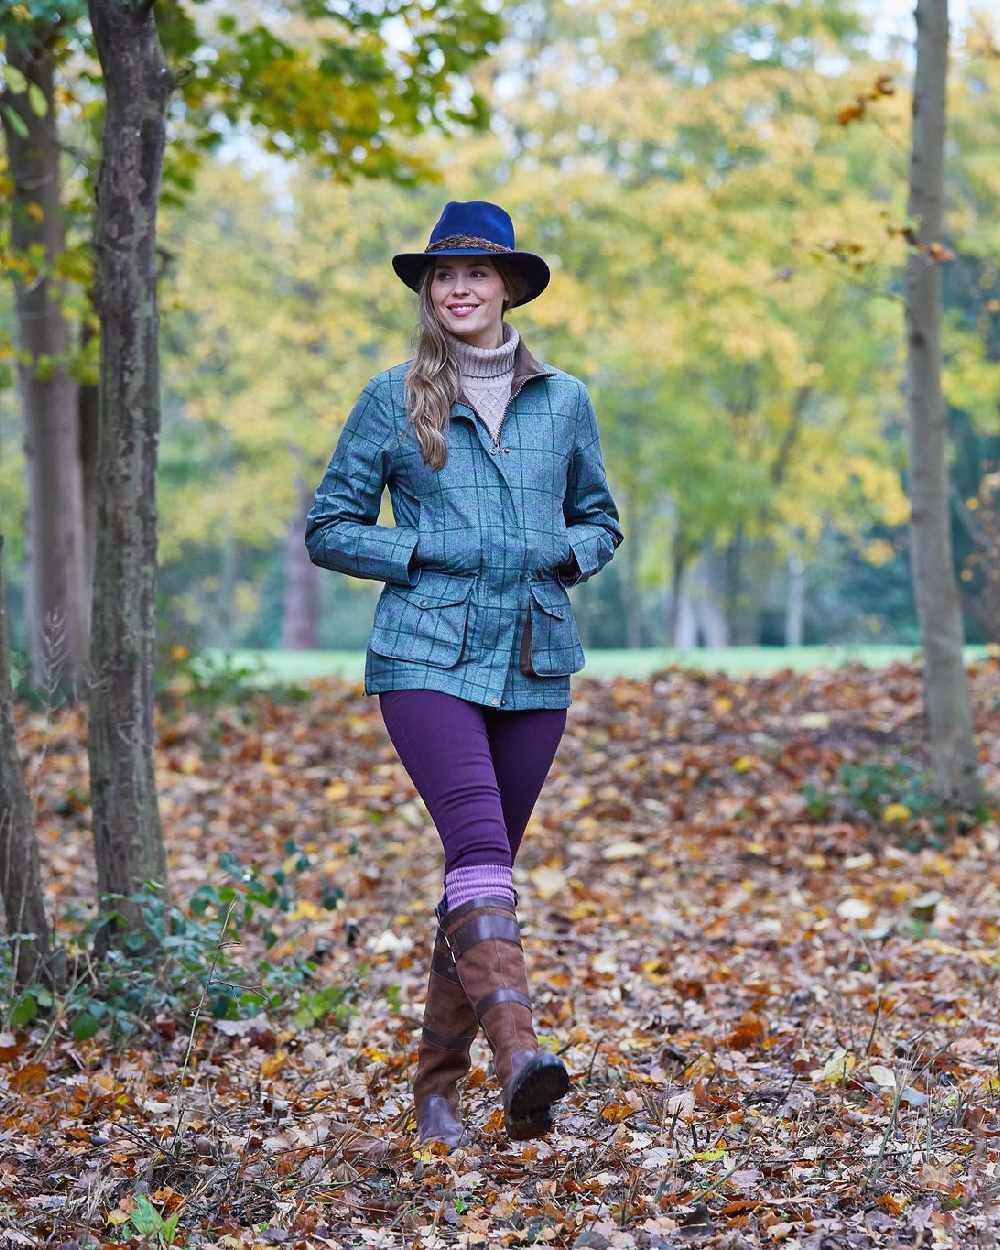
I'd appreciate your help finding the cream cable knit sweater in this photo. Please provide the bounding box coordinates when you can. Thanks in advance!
[446,320,520,443]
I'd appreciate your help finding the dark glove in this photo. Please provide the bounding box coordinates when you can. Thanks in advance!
[555,550,582,588]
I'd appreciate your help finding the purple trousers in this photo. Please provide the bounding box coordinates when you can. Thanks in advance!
[378,690,567,895]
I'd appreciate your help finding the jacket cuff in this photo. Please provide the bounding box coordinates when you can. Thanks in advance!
[557,529,601,586]
[385,527,421,587]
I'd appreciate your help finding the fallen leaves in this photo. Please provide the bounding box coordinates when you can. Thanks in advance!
[260,1048,288,1078]
[601,839,646,860]
[529,863,567,898]
[9,1061,47,1093]
[811,1047,856,1083]
[3,657,998,1247]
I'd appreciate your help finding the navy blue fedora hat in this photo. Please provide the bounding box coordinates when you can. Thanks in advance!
[392,200,550,308]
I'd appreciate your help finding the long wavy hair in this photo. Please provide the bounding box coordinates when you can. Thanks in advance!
[404,257,529,470]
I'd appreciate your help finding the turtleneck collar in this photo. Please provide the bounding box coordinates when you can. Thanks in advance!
[445,320,520,380]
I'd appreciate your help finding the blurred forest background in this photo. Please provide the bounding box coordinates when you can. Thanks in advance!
[2,0,998,667]
[1,6,998,1242]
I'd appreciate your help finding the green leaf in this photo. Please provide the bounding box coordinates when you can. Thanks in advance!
[28,84,47,118]
[129,1195,164,1236]
[162,1207,182,1243]
[2,104,29,140]
[9,993,38,1027]
[72,1011,101,1041]
[2,66,28,95]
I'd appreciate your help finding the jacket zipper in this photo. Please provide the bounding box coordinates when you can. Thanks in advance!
[490,375,535,453]
[474,370,555,670]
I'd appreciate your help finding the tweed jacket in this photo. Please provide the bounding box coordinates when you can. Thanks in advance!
[304,337,624,710]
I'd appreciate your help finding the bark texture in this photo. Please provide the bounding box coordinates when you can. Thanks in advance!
[79,308,101,594]
[86,0,174,929]
[1,28,89,697]
[0,536,53,988]
[281,482,320,650]
[905,0,982,804]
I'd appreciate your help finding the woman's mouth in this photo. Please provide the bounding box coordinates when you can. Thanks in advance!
[447,304,479,318]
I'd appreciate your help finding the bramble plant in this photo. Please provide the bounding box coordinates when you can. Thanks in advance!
[2,842,359,1044]
[800,757,993,846]
[156,644,312,708]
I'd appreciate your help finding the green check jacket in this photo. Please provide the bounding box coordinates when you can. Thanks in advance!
[304,337,624,710]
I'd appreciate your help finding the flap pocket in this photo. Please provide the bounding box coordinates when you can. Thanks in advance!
[526,578,583,676]
[387,569,476,609]
[528,578,568,619]
[371,570,476,669]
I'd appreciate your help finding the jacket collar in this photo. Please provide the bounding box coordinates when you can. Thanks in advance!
[511,336,555,389]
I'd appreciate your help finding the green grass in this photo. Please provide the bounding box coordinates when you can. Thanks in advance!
[201,644,995,686]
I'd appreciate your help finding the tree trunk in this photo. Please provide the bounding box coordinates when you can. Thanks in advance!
[724,526,748,644]
[698,542,729,647]
[281,482,319,650]
[621,491,642,650]
[86,0,175,935]
[219,526,239,650]
[668,521,688,646]
[905,0,982,805]
[674,571,698,647]
[785,551,805,647]
[0,536,54,989]
[1,28,89,698]
[79,306,101,596]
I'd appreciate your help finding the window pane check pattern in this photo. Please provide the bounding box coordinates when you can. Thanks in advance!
[305,337,623,710]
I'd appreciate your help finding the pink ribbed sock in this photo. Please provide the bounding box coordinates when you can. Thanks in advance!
[445,863,515,910]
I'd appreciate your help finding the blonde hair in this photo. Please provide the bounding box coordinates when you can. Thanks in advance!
[404,257,529,470]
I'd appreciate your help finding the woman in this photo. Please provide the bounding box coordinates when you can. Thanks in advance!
[305,200,623,1148]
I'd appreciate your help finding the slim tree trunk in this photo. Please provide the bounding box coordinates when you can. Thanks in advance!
[674,575,698,647]
[79,307,101,597]
[219,526,239,650]
[621,491,642,650]
[281,481,319,650]
[785,551,805,647]
[0,536,53,989]
[724,526,747,645]
[698,542,729,647]
[905,0,982,805]
[87,0,175,934]
[1,28,89,699]
[668,521,688,646]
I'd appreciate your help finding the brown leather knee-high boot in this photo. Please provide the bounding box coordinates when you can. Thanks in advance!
[441,893,569,1140]
[412,907,480,1148]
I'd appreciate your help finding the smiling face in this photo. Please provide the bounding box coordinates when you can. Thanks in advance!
[430,256,509,348]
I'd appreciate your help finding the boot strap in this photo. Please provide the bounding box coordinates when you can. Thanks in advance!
[431,947,460,983]
[475,987,532,1019]
[441,893,516,925]
[421,1022,478,1052]
[449,913,521,960]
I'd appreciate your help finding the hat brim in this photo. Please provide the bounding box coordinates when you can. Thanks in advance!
[391,250,550,308]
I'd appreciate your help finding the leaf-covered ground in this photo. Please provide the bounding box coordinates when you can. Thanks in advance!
[4,656,1000,1249]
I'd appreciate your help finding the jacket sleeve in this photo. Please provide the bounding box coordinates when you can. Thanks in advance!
[556,385,624,588]
[304,382,420,587]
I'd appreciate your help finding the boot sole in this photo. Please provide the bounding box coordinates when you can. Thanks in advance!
[506,1053,570,1132]
[506,1105,554,1141]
